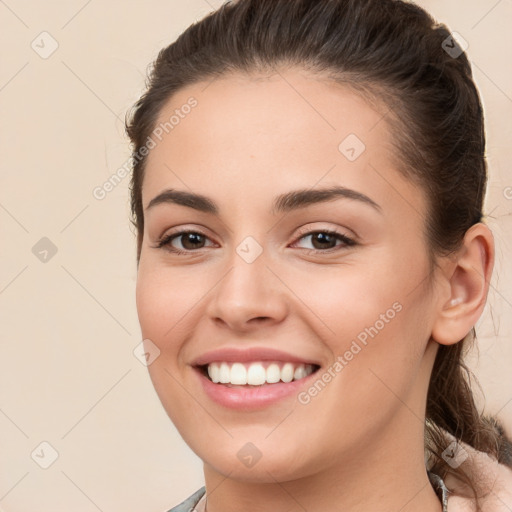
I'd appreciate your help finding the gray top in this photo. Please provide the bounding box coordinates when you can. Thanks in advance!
[166,471,450,511]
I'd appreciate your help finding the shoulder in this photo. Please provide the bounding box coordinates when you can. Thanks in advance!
[444,446,512,512]
[165,487,206,512]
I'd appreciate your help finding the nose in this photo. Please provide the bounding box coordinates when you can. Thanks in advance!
[205,246,288,333]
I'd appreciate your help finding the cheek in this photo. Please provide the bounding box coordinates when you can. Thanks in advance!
[135,264,199,425]
[293,251,431,393]
[286,259,402,344]
[135,262,202,346]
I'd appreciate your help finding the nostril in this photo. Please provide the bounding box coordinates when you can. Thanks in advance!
[252,317,270,323]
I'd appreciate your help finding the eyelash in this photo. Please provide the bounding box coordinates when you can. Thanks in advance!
[153,228,356,255]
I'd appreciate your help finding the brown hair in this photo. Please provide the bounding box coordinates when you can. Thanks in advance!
[125,0,511,501]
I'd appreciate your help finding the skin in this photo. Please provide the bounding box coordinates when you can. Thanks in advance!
[446,441,512,511]
[135,67,495,512]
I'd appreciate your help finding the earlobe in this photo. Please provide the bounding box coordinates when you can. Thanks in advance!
[431,223,494,347]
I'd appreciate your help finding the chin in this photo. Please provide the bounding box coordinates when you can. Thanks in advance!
[201,443,317,483]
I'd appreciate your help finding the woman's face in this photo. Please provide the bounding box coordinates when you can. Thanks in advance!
[136,68,441,481]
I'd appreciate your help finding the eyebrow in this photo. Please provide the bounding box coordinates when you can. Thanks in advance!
[145,186,382,216]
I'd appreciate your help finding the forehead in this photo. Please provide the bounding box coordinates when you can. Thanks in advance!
[150,68,390,162]
[142,68,424,221]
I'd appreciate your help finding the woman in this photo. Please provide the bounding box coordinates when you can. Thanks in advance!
[125,0,512,510]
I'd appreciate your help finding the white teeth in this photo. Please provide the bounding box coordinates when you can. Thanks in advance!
[294,365,306,380]
[209,363,220,383]
[230,363,247,385]
[247,363,266,385]
[206,361,316,385]
[281,363,294,383]
[219,362,230,384]
[266,363,281,384]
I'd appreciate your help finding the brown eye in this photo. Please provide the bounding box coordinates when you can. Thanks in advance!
[154,228,356,256]
[293,230,356,252]
[177,232,207,250]
[156,230,214,254]
[309,232,338,250]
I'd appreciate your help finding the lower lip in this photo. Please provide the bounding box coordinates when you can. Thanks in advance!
[194,366,319,410]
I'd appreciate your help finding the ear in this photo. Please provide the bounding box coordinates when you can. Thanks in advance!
[431,223,495,346]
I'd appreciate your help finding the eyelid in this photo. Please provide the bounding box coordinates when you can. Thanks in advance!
[153,223,357,256]
[289,227,356,253]
[153,227,216,251]
[293,223,357,242]
[155,224,215,243]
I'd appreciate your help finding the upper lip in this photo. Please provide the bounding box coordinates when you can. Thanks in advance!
[191,347,321,367]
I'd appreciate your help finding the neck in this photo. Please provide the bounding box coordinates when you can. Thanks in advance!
[202,418,443,512]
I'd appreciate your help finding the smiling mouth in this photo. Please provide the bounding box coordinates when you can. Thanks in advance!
[197,361,321,387]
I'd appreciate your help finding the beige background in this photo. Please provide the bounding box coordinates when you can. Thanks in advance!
[0,1,511,510]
